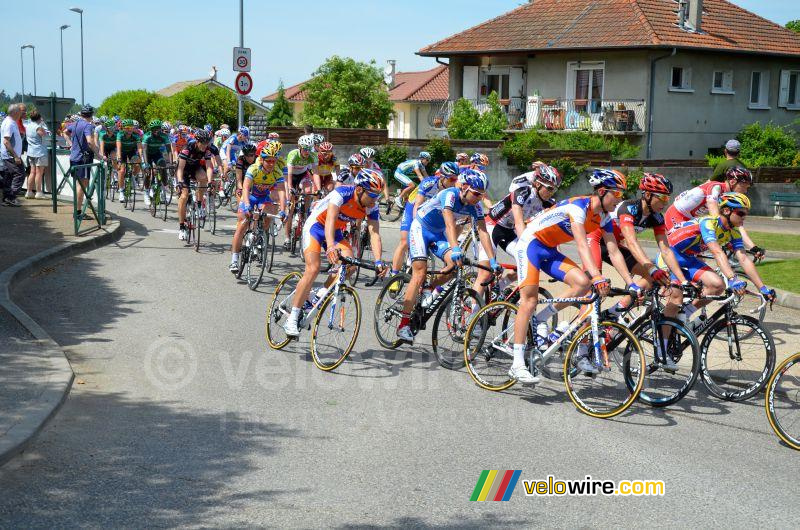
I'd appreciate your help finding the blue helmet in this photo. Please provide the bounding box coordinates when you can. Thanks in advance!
[588,168,627,190]
[460,169,488,192]
[418,151,431,160]
[204,124,213,132]
[354,168,385,194]
[238,126,250,137]
[439,161,459,176]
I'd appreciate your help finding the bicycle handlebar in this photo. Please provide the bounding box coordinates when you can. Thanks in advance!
[338,254,378,272]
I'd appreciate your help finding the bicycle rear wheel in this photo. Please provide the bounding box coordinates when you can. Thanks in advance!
[208,190,217,235]
[148,185,158,218]
[266,271,302,350]
[765,353,800,450]
[700,314,775,401]
[310,286,362,371]
[379,192,404,222]
[432,288,483,370]
[349,229,364,287]
[373,273,410,349]
[463,301,519,392]
[248,232,267,291]
[564,321,645,419]
[129,177,136,212]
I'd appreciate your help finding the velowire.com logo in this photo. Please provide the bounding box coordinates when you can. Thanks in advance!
[470,470,522,501]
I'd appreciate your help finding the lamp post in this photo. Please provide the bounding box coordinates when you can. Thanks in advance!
[60,25,70,98]
[69,7,84,105]
[21,45,37,97]
[20,46,25,103]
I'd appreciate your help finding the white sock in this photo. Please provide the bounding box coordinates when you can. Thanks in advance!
[535,304,557,323]
[231,252,239,262]
[290,307,301,321]
[512,343,526,369]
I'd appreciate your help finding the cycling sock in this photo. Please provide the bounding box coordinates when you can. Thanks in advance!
[399,313,411,329]
[231,252,240,262]
[512,343,526,368]
[290,307,301,322]
[609,303,626,316]
[535,304,557,323]
[390,269,399,276]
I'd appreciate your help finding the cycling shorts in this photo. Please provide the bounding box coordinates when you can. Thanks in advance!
[120,151,139,163]
[656,251,712,283]
[301,219,351,255]
[394,169,415,187]
[238,193,274,214]
[176,165,207,190]
[516,237,578,288]
[408,219,451,262]
[477,223,519,263]
[284,168,313,191]
[399,201,416,232]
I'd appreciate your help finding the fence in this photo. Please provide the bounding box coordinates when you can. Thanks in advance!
[51,149,107,235]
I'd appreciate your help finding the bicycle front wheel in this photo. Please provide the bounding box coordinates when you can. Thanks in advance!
[700,314,775,401]
[432,288,483,370]
[266,271,301,350]
[208,192,217,235]
[765,353,800,451]
[564,321,645,419]
[192,206,201,252]
[463,301,522,392]
[248,233,267,291]
[373,273,411,349]
[267,221,277,273]
[310,286,362,371]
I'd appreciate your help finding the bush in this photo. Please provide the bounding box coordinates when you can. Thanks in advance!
[447,98,481,140]
[424,137,455,172]
[622,167,644,197]
[447,92,507,140]
[375,145,408,190]
[501,128,640,170]
[98,90,159,124]
[171,85,243,128]
[705,154,726,168]
[267,82,294,127]
[736,122,798,167]
[550,158,589,190]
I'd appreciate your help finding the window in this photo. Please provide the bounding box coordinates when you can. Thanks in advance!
[779,70,800,109]
[486,73,510,100]
[669,66,693,92]
[712,70,734,94]
[566,61,605,112]
[749,71,770,109]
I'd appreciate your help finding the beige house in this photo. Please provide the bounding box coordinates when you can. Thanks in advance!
[261,66,449,139]
[418,0,800,159]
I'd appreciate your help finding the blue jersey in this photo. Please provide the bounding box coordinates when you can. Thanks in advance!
[416,187,484,233]
[412,176,449,201]
[222,136,247,161]
[397,159,424,176]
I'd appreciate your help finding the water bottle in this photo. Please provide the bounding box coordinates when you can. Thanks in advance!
[420,288,434,309]
[547,322,570,345]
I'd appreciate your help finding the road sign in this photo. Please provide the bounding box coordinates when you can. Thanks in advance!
[233,47,251,72]
[235,72,253,96]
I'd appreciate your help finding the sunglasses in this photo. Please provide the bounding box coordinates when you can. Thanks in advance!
[603,189,625,199]
[652,193,671,202]
[732,209,748,218]
[467,188,485,197]
[365,191,381,199]
[538,182,556,192]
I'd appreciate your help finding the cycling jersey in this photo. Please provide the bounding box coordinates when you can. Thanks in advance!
[286,148,319,175]
[668,215,744,257]
[665,180,729,229]
[401,176,451,232]
[245,161,284,197]
[335,168,354,185]
[310,186,379,231]
[235,155,257,173]
[116,131,141,154]
[222,136,248,162]
[171,132,190,152]
[365,160,381,171]
[316,153,338,176]
[487,175,552,229]
[142,131,171,158]
[178,140,212,171]
[416,187,485,233]
[522,196,613,248]
[98,130,117,151]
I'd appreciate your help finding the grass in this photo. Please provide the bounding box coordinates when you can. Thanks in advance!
[755,259,800,294]
[637,230,800,253]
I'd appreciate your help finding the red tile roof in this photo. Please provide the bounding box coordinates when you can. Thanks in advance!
[262,66,449,103]
[418,0,800,57]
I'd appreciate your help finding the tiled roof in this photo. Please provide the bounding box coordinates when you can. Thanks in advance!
[418,0,800,57]
[262,66,449,103]
[157,78,211,97]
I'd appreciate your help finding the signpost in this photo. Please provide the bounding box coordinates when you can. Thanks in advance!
[235,72,253,96]
[233,47,251,72]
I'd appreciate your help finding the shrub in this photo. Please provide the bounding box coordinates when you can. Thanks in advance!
[501,128,640,170]
[375,144,408,190]
[424,137,455,172]
[550,158,589,191]
[737,122,798,167]
[98,90,159,125]
[622,167,645,197]
[447,98,481,140]
[447,92,507,140]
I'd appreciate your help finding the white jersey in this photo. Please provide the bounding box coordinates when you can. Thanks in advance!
[487,174,551,229]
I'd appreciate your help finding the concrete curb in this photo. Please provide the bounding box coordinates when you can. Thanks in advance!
[774,288,800,311]
[0,218,123,467]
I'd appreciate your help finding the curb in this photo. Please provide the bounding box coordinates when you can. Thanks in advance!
[0,218,123,467]
[774,288,800,311]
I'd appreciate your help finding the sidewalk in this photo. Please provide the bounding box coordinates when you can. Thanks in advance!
[0,197,120,466]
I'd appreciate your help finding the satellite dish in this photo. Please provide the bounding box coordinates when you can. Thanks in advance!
[384,74,394,85]
[384,64,394,76]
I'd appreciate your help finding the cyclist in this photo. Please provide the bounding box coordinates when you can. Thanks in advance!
[388,161,461,282]
[510,169,628,383]
[456,152,469,169]
[335,154,364,188]
[396,169,498,344]
[222,126,250,174]
[98,119,118,166]
[470,152,489,171]
[132,120,143,137]
[283,169,387,337]
[141,119,173,207]
[359,147,384,201]
[283,136,319,248]
[229,142,287,273]
[255,132,281,154]
[115,119,144,202]
[232,142,259,196]
[315,142,338,192]
[175,130,213,241]
[171,125,191,161]
[394,151,431,207]
[214,127,231,149]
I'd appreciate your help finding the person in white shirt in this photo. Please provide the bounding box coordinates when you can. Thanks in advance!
[25,110,51,199]
[1,104,25,206]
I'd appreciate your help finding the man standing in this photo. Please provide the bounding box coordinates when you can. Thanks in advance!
[68,105,98,216]
[711,139,744,181]
[1,104,25,206]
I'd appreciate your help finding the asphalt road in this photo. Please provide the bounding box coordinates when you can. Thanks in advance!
[0,197,798,528]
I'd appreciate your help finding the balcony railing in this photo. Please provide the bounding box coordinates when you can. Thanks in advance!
[430,97,647,134]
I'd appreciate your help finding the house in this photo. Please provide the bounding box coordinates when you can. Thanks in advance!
[157,67,270,114]
[418,0,800,159]
[260,65,449,139]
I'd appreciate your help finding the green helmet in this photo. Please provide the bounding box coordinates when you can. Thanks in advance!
[121,118,134,127]
[148,119,163,130]
[104,119,116,128]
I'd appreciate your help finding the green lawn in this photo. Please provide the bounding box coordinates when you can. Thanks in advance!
[755,259,800,294]
[638,230,800,253]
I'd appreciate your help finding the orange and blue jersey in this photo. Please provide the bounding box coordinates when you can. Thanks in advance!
[522,196,613,248]
[668,216,743,256]
[310,185,379,231]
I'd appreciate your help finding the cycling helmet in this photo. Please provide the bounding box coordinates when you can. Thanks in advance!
[312,133,325,145]
[348,153,366,167]
[535,164,562,188]
[639,173,673,195]
[193,130,211,143]
[161,125,170,134]
[318,141,334,153]
[241,142,257,156]
[132,120,139,127]
[588,168,627,190]
[204,124,213,132]
[719,192,751,211]
[113,115,121,122]
[121,118,135,127]
[238,126,250,137]
[456,152,469,163]
[359,147,376,159]
[268,132,280,140]
[354,168,385,193]
[104,119,116,129]
[471,153,489,166]
[148,119,163,130]
[439,161,459,176]
[80,104,94,116]
[260,141,282,158]
[725,166,753,184]
[419,151,431,160]
[298,136,315,149]
[218,128,231,137]
[99,115,108,122]
[0,112,6,119]
[460,169,488,193]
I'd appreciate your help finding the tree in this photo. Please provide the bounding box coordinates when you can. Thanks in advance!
[144,95,176,124]
[473,91,507,140]
[171,85,243,128]
[786,20,800,33]
[447,92,507,140]
[446,98,481,139]
[267,82,294,126]
[98,89,158,124]
[300,56,394,128]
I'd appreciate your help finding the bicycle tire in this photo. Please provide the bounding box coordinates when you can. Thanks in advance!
[379,192,405,223]
[161,186,169,221]
[699,314,775,401]
[564,321,645,419]
[193,204,201,252]
[432,287,483,370]
[267,221,277,273]
[309,286,362,371]
[350,229,364,287]
[373,273,411,349]
[148,186,158,218]
[631,317,700,408]
[164,176,174,207]
[248,232,268,291]
[463,301,519,392]
[236,241,249,280]
[129,175,136,212]
[228,183,239,213]
[266,271,302,350]
[765,352,800,450]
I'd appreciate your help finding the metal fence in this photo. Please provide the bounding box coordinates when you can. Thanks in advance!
[51,149,107,235]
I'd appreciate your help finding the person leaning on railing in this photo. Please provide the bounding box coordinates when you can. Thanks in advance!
[24,110,50,199]
[66,105,98,219]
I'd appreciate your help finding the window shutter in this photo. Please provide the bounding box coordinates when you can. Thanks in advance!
[723,71,733,92]
[779,70,790,108]
[463,66,479,100]
[509,67,525,99]
[684,68,692,89]
[762,71,771,106]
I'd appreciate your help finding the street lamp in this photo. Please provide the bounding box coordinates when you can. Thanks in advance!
[21,44,36,99]
[69,7,84,105]
[60,25,70,98]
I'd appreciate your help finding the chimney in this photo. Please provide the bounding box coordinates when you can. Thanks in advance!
[677,0,688,28]
[688,0,703,32]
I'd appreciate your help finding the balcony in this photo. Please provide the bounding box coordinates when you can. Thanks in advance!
[430,97,647,134]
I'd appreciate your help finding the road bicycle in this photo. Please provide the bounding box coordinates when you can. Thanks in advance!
[203,178,218,235]
[121,161,141,212]
[217,169,239,213]
[765,351,800,451]
[463,287,646,419]
[104,158,118,202]
[378,188,406,223]
[266,254,378,371]
[146,161,171,221]
[287,188,316,260]
[236,210,282,290]
[183,183,205,252]
[346,220,379,287]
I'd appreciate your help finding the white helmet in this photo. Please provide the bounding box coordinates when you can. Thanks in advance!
[298,135,314,149]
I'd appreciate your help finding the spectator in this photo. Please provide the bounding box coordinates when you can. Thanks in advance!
[25,110,50,199]
[711,139,744,182]
[1,103,26,206]
[68,105,98,217]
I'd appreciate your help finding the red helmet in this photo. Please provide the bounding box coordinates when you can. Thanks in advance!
[639,173,673,195]
[318,141,333,152]
[725,166,753,184]
[348,153,365,167]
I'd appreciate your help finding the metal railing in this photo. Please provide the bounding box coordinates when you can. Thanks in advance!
[50,148,107,235]
[429,98,527,130]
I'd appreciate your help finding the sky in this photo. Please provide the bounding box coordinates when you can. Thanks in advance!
[1,0,797,106]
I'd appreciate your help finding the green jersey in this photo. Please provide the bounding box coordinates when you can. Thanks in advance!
[711,158,744,182]
[98,129,117,150]
[116,131,142,154]
[285,148,318,175]
[142,131,171,157]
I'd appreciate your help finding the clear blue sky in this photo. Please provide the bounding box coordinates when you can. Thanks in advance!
[1,0,796,106]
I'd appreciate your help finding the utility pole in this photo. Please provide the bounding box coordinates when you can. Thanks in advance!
[237,0,244,129]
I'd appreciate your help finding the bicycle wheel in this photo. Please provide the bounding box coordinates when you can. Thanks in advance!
[121,176,129,209]
[373,273,411,349]
[248,232,268,291]
[432,287,483,370]
[161,185,169,221]
[349,229,364,287]
[149,184,158,218]
[310,285,361,371]
[699,314,775,401]
[765,353,800,451]
[228,185,239,213]
[129,176,136,212]
[164,175,174,207]
[266,271,302,350]
[564,321,645,418]
[192,205,201,252]
[463,301,518,392]
[379,192,404,223]
[208,191,217,235]
[632,317,700,407]
[267,221,277,273]
[236,241,250,280]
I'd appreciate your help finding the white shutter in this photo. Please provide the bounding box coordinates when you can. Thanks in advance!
[778,70,790,108]
[761,71,771,106]
[509,67,525,99]
[463,66,479,100]
[723,70,733,92]
[683,67,693,89]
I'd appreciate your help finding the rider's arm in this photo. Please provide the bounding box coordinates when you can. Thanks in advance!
[276,187,286,215]
[708,240,737,280]
[442,209,460,250]
[602,231,635,286]
[116,139,122,160]
[619,223,656,270]
[137,140,144,160]
[571,218,602,279]
[367,218,382,262]
[412,192,426,217]
[285,165,294,197]
[735,248,765,290]
[241,177,253,208]
[738,226,757,251]
[706,183,724,217]
[655,233,688,283]
[476,217,495,261]
[511,203,527,239]
[413,166,426,180]
[175,157,186,183]
[312,171,322,193]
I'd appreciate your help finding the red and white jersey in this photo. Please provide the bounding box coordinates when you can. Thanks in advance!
[665,180,729,229]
